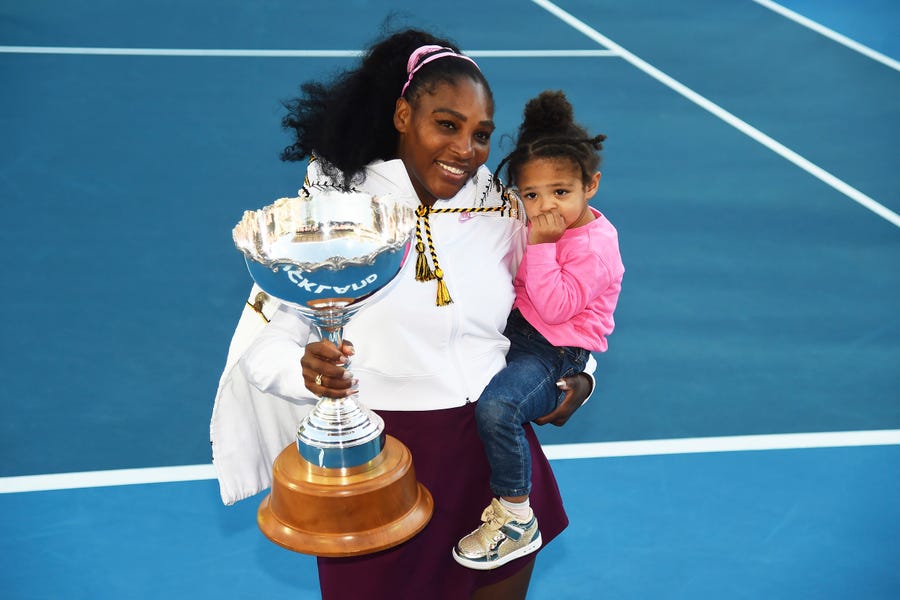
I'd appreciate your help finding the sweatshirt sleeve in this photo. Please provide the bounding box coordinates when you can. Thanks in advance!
[522,242,611,325]
[239,295,317,402]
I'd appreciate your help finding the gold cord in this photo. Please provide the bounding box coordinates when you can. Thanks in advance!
[414,205,436,282]
[413,204,510,306]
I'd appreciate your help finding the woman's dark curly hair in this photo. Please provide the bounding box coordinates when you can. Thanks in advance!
[498,90,606,188]
[281,28,493,186]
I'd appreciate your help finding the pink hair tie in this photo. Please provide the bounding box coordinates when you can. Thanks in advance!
[400,44,480,97]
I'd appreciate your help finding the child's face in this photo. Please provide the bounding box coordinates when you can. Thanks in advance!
[516,158,600,229]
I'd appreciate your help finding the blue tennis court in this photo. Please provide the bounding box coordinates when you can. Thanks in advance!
[2,1,898,598]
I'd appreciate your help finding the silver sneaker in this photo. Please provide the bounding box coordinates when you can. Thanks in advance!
[452,498,542,570]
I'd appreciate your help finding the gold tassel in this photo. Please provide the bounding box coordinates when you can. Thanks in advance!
[414,206,435,282]
[415,241,434,281]
[433,268,452,306]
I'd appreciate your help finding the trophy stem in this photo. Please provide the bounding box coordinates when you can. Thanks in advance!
[316,305,349,350]
[296,317,386,468]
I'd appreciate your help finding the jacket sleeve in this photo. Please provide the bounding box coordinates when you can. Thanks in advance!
[522,243,610,325]
[209,286,319,505]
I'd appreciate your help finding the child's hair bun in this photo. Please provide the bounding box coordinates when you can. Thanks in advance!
[521,90,575,137]
[497,88,606,188]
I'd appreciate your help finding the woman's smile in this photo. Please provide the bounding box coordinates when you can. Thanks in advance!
[437,161,467,176]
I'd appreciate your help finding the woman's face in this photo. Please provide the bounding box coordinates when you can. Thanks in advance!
[394,78,494,206]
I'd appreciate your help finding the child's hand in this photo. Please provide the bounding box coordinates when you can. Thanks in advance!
[528,209,567,244]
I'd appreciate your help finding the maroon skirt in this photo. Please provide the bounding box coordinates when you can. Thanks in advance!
[317,402,569,599]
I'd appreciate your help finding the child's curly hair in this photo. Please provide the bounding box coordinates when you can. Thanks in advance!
[498,90,606,188]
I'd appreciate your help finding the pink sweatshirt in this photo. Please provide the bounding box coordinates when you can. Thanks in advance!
[513,207,624,352]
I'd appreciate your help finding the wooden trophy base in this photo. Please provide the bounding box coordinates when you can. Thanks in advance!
[257,434,433,557]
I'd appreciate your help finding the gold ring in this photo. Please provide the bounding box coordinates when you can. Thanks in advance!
[315,373,323,386]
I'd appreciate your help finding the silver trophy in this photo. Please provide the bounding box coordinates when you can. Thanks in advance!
[234,185,415,467]
[232,185,432,557]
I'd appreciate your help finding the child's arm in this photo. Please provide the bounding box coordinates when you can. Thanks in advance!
[522,243,610,324]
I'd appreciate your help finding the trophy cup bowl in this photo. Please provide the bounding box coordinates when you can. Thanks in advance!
[233,186,433,557]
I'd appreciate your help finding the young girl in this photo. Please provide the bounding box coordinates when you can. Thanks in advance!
[453,90,624,570]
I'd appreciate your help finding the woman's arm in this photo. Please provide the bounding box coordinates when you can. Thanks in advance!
[533,354,596,426]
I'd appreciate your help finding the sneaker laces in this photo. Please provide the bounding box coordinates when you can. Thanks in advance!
[470,501,511,547]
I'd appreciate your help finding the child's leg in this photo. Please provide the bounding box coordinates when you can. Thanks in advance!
[455,352,554,569]
[475,352,561,501]
[454,312,591,569]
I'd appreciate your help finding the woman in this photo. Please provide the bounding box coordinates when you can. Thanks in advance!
[211,29,594,599]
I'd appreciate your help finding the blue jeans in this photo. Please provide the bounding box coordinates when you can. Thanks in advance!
[475,309,590,498]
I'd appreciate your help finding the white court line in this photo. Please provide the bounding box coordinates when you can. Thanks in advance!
[471,50,616,58]
[0,46,615,58]
[754,0,900,72]
[544,429,900,460]
[0,464,216,494]
[1,430,898,494]
[0,46,362,57]
[532,0,900,229]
